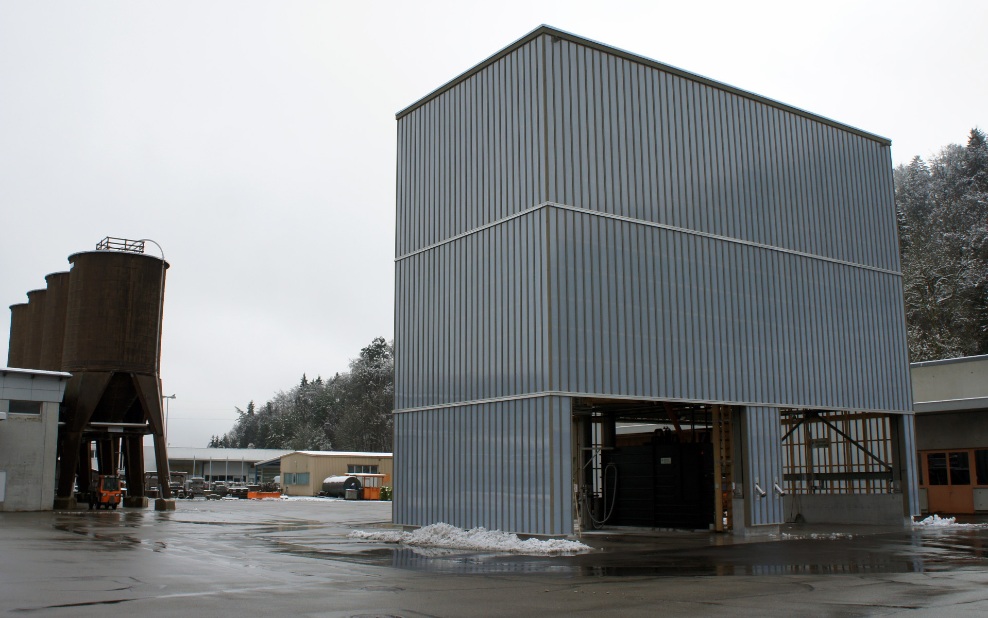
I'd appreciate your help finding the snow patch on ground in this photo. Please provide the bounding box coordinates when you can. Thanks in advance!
[913,514,988,528]
[349,522,592,555]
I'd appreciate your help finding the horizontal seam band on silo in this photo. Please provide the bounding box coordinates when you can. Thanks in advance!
[392,389,915,416]
[394,201,904,277]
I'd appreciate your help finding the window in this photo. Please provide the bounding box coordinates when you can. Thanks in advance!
[976,450,988,485]
[283,473,309,485]
[950,452,971,486]
[283,473,295,485]
[348,464,379,474]
[927,453,948,485]
[8,400,41,415]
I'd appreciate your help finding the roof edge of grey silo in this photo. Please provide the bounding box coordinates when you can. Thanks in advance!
[395,24,892,146]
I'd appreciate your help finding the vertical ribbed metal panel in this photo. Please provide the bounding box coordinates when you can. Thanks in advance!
[546,207,910,412]
[742,407,785,526]
[395,37,546,257]
[394,210,547,410]
[542,37,897,273]
[393,396,572,535]
[900,414,921,516]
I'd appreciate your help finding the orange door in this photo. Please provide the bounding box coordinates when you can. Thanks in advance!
[924,451,975,514]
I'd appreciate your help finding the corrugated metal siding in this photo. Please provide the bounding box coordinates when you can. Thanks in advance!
[546,206,912,412]
[901,414,921,516]
[543,36,899,272]
[396,37,546,258]
[742,407,785,526]
[393,396,572,535]
[394,210,548,410]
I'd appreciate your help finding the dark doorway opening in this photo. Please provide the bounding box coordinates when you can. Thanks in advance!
[574,399,735,531]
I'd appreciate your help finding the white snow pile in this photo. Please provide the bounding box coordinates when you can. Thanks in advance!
[349,522,591,555]
[913,514,988,529]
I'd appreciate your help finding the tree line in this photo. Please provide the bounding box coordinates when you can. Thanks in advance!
[208,337,394,452]
[896,128,988,361]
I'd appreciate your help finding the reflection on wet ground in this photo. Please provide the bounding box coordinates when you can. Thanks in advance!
[26,501,988,579]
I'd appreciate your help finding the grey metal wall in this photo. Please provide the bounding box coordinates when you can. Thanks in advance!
[393,395,573,535]
[545,206,911,412]
[396,36,546,258]
[394,209,549,410]
[542,37,900,273]
[394,27,911,533]
[741,407,785,526]
[396,29,911,413]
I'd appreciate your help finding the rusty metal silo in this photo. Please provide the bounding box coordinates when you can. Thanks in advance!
[7,302,30,368]
[54,237,174,509]
[39,271,70,372]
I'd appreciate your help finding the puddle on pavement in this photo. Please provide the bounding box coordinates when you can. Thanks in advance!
[288,528,988,577]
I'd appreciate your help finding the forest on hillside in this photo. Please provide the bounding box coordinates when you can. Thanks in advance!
[207,337,393,451]
[896,128,988,360]
[210,128,987,451]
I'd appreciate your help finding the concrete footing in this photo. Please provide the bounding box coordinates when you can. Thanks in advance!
[154,499,176,511]
[52,497,77,510]
[124,496,149,508]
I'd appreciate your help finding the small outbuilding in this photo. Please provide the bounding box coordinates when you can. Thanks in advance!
[0,367,70,511]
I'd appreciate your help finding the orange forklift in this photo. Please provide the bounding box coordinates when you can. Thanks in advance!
[88,474,123,510]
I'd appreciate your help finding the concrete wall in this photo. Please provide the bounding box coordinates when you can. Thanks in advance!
[0,369,69,511]
[912,355,988,404]
[915,411,988,451]
[784,494,907,525]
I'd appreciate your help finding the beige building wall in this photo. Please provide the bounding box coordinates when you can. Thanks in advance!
[912,355,988,404]
[280,452,393,496]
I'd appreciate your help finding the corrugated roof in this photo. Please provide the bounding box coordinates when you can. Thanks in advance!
[395,25,891,146]
[143,447,294,472]
[290,450,393,457]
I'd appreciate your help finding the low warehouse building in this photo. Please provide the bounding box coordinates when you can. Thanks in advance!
[275,451,393,497]
[912,355,988,514]
[143,446,293,484]
[394,26,917,536]
[0,368,69,511]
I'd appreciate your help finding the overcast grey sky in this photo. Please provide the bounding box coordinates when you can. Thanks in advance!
[2,1,985,447]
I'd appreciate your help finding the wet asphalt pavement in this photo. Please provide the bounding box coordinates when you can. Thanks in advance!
[3,499,988,616]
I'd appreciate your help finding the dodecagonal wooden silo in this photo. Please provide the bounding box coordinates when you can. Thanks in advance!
[54,248,173,506]
[7,302,30,368]
[22,289,47,370]
[39,271,70,372]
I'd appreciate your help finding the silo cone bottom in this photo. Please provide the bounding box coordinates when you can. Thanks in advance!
[53,497,77,510]
[124,496,149,508]
[154,498,176,511]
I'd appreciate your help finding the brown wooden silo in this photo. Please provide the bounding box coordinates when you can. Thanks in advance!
[54,244,174,508]
[39,271,70,372]
[62,251,167,375]
[7,302,30,368]
[23,289,47,370]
